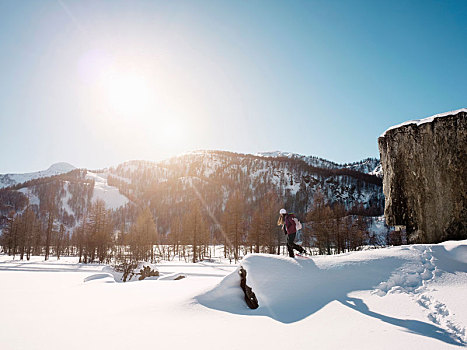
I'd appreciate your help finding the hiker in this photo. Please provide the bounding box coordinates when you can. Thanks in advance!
[277,208,305,258]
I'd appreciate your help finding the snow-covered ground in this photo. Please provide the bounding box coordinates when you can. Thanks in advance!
[1,240,466,349]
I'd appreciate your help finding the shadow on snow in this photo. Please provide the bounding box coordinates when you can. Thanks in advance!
[196,253,465,347]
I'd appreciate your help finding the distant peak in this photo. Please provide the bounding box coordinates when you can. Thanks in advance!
[0,162,78,189]
[46,162,76,173]
[256,151,298,158]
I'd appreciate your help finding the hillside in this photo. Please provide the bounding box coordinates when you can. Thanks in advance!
[103,150,383,235]
[256,151,381,174]
[109,151,383,209]
[0,151,384,242]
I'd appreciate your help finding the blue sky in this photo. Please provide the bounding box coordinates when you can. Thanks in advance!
[0,0,466,173]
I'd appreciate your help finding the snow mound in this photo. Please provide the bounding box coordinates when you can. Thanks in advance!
[197,241,467,345]
[83,273,115,283]
[197,252,404,323]
[442,242,467,264]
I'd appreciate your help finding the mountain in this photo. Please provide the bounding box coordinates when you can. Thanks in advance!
[342,158,381,174]
[103,150,383,234]
[255,151,381,175]
[0,151,384,233]
[255,151,340,169]
[0,162,76,189]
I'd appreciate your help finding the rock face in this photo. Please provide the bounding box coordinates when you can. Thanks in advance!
[378,109,467,243]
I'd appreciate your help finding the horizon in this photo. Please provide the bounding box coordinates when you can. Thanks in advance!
[1,1,466,173]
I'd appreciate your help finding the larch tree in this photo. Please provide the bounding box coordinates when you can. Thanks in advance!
[182,201,207,263]
[129,207,158,262]
[44,209,55,261]
[223,190,245,263]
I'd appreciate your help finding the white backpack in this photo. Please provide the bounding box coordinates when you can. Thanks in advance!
[293,217,302,230]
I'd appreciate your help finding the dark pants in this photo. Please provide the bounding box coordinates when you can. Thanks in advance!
[287,233,304,257]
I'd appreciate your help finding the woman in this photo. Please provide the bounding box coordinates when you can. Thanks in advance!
[278,208,305,258]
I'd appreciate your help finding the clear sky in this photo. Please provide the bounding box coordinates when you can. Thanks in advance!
[1,0,466,173]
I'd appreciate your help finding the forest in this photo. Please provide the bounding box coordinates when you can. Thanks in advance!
[0,152,393,267]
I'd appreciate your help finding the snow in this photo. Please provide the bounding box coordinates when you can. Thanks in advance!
[0,162,76,189]
[46,162,77,174]
[17,187,40,207]
[86,171,129,209]
[256,151,382,175]
[1,240,466,349]
[256,151,299,158]
[107,173,131,184]
[381,108,467,137]
[60,182,74,216]
[369,163,383,177]
[256,151,340,169]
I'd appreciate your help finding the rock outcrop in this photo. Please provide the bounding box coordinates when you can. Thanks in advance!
[378,109,466,243]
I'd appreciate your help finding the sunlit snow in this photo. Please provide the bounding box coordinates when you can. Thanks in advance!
[1,241,466,349]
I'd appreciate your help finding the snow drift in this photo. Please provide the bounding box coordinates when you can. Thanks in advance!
[197,241,467,346]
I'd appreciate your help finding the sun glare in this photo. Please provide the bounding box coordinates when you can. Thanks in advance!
[159,120,184,145]
[78,50,199,150]
[106,73,151,116]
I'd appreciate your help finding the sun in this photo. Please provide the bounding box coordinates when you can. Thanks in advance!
[106,72,151,116]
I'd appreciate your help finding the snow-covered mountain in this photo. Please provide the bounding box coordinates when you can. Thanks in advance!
[0,168,129,230]
[103,150,383,234]
[109,151,382,207]
[256,151,340,169]
[256,151,381,175]
[0,162,76,189]
[0,151,383,232]
[343,158,381,174]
